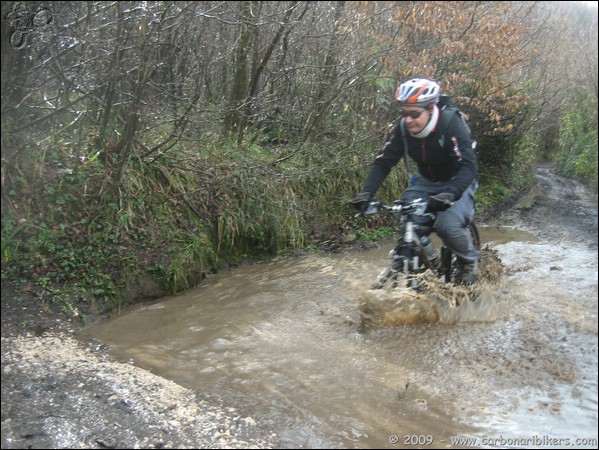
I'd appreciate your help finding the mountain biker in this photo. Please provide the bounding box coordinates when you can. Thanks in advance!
[350,78,480,284]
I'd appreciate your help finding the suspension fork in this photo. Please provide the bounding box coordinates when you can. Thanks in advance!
[404,218,419,272]
[402,215,427,288]
[405,214,439,268]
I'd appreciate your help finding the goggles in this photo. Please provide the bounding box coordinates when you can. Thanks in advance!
[400,108,427,119]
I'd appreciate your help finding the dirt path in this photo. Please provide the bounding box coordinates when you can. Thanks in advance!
[1,164,597,449]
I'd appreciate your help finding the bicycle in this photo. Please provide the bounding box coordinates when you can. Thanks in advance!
[356,198,481,290]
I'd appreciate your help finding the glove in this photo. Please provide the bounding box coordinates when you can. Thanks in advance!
[428,192,455,212]
[348,191,372,213]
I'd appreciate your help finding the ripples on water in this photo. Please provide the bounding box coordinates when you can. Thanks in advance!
[83,227,597,449]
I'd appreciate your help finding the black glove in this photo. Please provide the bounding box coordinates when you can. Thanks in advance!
[428,192,455,212]
[348,191,372,213]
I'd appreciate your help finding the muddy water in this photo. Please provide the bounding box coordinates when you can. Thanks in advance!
[83,227,598,449]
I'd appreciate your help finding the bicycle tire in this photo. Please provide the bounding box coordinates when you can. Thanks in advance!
[441,245,453,283]
[440,221,481,283]
[469,221,481,250]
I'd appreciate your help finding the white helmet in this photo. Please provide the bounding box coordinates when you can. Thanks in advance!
[395,78,441,107]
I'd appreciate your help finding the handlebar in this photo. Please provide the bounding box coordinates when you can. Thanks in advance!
[358,198,429,217]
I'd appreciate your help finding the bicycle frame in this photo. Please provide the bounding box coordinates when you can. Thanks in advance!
[364,199,430,288]
[362,198,480,289]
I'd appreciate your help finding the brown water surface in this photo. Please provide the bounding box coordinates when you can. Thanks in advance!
[83,226,598,449]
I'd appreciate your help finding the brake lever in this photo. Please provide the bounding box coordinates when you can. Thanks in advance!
[353,201,380,218]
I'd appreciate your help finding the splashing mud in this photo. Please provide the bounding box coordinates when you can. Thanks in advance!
[357,248,507,329]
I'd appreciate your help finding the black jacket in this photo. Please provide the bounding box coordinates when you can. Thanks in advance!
[363,109,478,200]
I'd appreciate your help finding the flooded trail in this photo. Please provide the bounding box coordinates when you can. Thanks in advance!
[83,215,597,448]
[3,165,597,449]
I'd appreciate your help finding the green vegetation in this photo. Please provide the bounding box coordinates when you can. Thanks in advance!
[553,88,598,189]
[1,128,377,318]
[1,1,597,320]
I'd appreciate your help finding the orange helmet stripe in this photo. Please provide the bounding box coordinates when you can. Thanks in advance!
[407,85,427,103]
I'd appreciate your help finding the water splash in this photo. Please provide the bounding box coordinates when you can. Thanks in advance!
[357,248,510,330]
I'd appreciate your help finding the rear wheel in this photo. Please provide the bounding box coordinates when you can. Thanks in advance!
[441,246,453,282]
[469,222,481,250]
[440,221,481,283]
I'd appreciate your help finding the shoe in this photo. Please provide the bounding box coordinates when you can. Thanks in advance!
[457,260,478,285]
